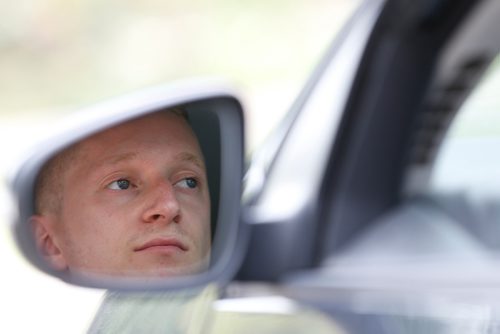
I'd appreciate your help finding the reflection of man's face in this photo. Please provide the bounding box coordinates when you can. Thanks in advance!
[33,112,211,276]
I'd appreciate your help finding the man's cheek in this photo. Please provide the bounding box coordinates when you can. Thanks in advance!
[180,194,209,213]
[182,204,210,242]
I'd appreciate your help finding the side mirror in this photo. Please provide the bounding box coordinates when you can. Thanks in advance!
[9,81,246,290]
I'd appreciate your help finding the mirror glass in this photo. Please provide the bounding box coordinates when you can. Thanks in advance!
[11,91,243,287]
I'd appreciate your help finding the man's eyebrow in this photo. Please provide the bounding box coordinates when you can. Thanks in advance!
[175,152,206,170]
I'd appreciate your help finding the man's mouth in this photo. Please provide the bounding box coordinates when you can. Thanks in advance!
[134,238,188,252]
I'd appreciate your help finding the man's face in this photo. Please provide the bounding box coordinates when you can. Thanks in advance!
[36,112,211,276]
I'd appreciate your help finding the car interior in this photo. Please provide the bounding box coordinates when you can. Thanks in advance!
[232,0,500,331]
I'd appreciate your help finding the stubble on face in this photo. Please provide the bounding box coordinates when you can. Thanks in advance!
[35,111,212,277]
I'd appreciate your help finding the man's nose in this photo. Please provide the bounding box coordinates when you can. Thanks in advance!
[141,180,181,224]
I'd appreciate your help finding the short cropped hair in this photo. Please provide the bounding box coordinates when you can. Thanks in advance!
[34,141,82,215]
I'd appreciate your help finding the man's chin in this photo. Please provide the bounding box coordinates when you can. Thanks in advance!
[68,256,211,279]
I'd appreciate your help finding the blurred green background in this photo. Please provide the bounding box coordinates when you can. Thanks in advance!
[0,0,356,149]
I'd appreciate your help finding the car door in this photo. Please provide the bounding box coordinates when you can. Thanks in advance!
[240,0,487,279]
[231,0,500,332]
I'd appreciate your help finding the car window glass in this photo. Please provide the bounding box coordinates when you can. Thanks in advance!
[425,56,500,256]
[431,57,500,194]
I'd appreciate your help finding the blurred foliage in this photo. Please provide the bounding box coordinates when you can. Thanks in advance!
[0,0,355,120]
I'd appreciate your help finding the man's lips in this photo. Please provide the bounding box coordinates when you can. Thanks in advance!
[134,238,188,252]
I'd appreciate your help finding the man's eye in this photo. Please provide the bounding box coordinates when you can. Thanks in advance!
[107,179,131,190]
[176,177,198,189]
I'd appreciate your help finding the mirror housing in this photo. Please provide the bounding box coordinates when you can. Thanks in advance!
[9,80,247,290]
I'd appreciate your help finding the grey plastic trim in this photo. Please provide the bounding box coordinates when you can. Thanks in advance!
[247,0,384,223]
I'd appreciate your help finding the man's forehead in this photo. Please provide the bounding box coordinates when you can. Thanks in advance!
[92,150,206,170]
[80,112,198,149]
[62,111,205,172]
[93,111,187,139]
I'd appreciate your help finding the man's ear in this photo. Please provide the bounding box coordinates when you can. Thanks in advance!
[30,215,68,271]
